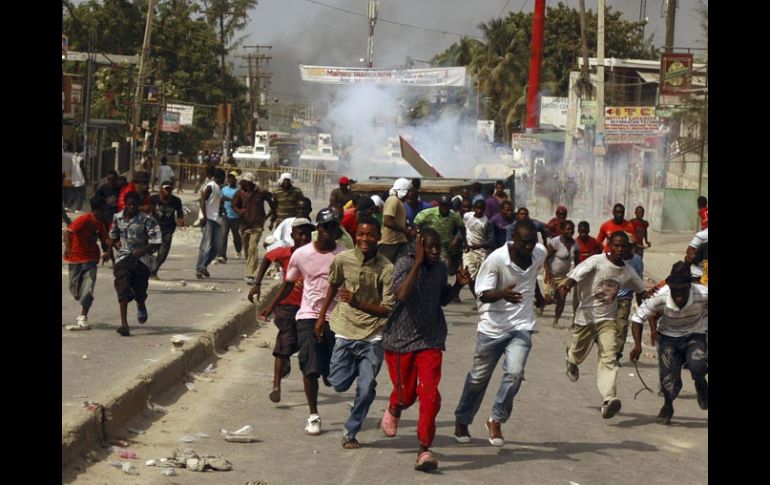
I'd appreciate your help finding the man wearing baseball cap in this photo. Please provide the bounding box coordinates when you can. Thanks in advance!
[629,261,708,425]
[330,176,355,210]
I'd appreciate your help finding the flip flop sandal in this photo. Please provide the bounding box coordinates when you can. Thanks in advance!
[341,436,360,449]
[415,451,438,471]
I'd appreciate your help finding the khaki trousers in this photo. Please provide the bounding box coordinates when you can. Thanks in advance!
[616,299,632,355]
[240,227,264,277]
[567,319,619,401]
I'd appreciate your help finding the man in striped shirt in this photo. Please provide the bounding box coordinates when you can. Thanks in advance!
[629,261,708,425]
[316,216,395,450]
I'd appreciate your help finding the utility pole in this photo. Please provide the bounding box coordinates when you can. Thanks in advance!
[239,46,272,138]
[130,0,156,180]
[664,0,677,52]
[639,0,648,37]
[593,0,606,218]
[367,0,378,68]
[83,30,96,185]
[525,0,546,132]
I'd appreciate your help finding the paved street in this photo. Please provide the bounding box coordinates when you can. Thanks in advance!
[62,229,706,485]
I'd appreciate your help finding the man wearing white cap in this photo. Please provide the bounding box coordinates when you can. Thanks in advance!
[270,172,304,230]
[380,178,415,264]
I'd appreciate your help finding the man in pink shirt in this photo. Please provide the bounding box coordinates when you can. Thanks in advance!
[269,208,345,436]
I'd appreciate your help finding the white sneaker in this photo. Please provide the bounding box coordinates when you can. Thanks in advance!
[305,414,322,435]
[235,251,242,259]
[76,316,90,329]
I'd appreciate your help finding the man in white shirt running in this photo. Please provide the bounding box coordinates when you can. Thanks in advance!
[453,220,546,447]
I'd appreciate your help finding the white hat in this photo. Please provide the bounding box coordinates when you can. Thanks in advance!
[370,195,384,208]
[277,172,292,184]
[241,172,255,182]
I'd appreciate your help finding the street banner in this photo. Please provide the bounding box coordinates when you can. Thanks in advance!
[476,120,494,143]
[166,103,194,126]
[539,96,568,129]
[299,65,466,87]
[510,132,541,151]
[160,111,181,133]
[604,106,663,144]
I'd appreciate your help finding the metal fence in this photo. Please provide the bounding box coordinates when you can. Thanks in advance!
[168,161,337,199]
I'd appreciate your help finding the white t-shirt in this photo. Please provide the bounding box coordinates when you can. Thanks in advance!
[474,243,547,337]
[286,242,345,321]
[631,284,708,337]
[71,153,85,187]
[203,180,222,223]
[463,212,489,247]
[547,236,579,277]
[689,229,708,277]
[158,165,175,185]
[568,253,646,326]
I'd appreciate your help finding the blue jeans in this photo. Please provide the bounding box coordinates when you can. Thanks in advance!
[328,338,384,439]
[454,330,533,424]
[196,219,223,272]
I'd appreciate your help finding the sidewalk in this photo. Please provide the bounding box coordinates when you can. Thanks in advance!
[63,286,707,485]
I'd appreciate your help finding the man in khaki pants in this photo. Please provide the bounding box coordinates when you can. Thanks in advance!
[558,231,651,419]
[233,172,275,285]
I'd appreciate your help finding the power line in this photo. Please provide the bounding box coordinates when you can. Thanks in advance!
[498,0,512,17]
[303,0,483,39]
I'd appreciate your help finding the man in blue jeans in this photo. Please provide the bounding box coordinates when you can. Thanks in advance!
[195,168,225,279]
[454,219,546,447]
[316,216,395,449]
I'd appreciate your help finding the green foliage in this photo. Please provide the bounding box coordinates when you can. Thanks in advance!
[62,0,252,156]
[429,1,656,142]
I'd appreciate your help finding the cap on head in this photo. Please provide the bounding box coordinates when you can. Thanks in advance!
[666,261,692,288]
[315,208,339,225]
[241,172,256,183]
[229,171,239,178]
[161,181,173,189]
[393,178,411,192]
[339,176,350,185]
[278,172,292,184]
[291,217,314,229]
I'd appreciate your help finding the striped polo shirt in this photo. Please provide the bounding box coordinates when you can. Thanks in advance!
[327,247,395,340]
[631,284,708,337]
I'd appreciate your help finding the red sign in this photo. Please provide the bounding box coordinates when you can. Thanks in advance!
[660,53,694,96]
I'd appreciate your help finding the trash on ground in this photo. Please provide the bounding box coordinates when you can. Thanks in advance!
[224,434,257,443]
[185,382,196,392]
[111,439,130,448]
[191,373,213,383]
[257,341,271,348]
[145,358,160,363]
[171,334,194,349]
[160,448,233,472]
[628,373,635,377]
[82,401,100,411]
[147,401,169,414]
[227,345,244,352]
[127,427,146,435]
[162,468,177,476]
[116,449,137,459]
[179,280,187,286]
[81,354,88,360]
[180,435,200,443]
[204,364,217,374]
[107,461,123,469]
[121,462,138,475]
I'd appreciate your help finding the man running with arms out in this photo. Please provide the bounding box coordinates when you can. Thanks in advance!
[454,220,547,447]
[381,229,470,471]
[559,231,651,418]
[102,191,161,336]
[316,216,395,450]
[252,218,314,403]
[629,262,708,425]
[269,208,345,435]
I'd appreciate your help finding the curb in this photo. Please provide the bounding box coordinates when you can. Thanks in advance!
[61,283,279,469]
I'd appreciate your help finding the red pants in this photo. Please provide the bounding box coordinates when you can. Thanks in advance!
[384,349,442,448]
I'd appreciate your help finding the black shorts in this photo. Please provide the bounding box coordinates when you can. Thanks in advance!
[273,304,299,358]
[113,256,150,303]
[296,318,335,378]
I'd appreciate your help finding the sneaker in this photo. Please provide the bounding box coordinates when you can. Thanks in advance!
[566,361,579,382]
[656,401,674,425]
[453,422,471,444]
[305,414,322,435]
[601,398,622,419]
[695,380,708,410]
[486,418,504,447]
[235,251,242,259]
[414,450,438,472]
[76,315,89,327]
[200,268,210,278]
[215,256,226,264]
[245,277,256,286]
[381,409,399,437]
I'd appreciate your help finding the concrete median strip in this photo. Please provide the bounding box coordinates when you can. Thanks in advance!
[61,283,279,469]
